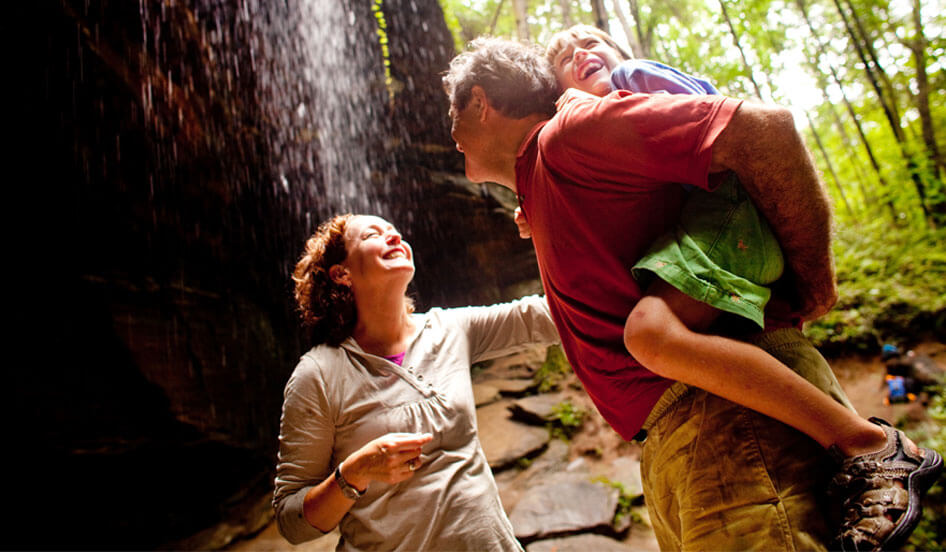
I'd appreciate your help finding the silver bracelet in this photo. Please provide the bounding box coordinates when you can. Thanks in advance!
[334,463,365,500]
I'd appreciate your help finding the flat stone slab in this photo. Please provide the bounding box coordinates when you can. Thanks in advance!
[609,456,644,499]
[477,399,549,469]
[509,476,618,540]
[527,533,634,552]
[472,383,501,407]
[509,392,567,424]
[482,378,536,396]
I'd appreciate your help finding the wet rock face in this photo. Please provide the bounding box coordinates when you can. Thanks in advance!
[21,0,537,548]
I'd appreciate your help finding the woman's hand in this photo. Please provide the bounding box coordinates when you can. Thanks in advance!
[341,433,433,490]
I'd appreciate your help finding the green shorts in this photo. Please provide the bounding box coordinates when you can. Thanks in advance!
[632,173,784,328]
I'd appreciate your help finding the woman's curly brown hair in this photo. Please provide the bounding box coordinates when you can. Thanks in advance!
[292,214,357,347]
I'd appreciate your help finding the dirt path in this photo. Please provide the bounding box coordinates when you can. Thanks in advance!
[830,341,946,428]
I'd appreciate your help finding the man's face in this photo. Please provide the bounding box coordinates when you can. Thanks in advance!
[552,35,623,97]
[449,99,490,183]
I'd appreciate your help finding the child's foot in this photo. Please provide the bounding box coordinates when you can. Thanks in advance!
[828,417,943,551]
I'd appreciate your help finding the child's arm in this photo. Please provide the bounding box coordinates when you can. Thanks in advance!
[624,279,882,455]
[611,60,719,95]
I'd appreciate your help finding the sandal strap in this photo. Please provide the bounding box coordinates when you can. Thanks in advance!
[830,417,930,551]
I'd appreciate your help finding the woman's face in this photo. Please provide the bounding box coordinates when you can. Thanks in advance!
[339,215,415,290]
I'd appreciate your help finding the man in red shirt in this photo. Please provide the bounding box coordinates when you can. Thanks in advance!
[443,38,846,549]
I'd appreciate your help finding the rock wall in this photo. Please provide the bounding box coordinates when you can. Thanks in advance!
[16,0,539,548]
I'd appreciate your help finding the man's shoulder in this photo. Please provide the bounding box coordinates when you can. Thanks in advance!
[541,89,625,144]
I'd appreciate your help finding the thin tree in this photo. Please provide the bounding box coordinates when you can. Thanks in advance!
[833,0,902,142]
[716,0,764,99]
[625,0,654,58]
[512,0,529,40]
[842,0,903,128]
[609,0,639,56]
[803,42,888,218]
[590,0,610,32]
[558,0,573,27]
[832,0,933,224]
[806,112,857,219]
[904,0,945,181]
[725,1,858,220]
[487,0,506,35]
[794,0,897,221]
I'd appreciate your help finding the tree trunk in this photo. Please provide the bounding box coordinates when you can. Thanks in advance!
[842,0,902,127]
[806,112,856,219]
[487,0,505,35]
[831,0,932,226]
[558,0,573,27]
[795,0,897,221]
[833,0,903,142]
[609,0,639,57]
[906,0,945,181]
[512,0,529,41]
[590,0,610,32]
[820,81,875,214]
[626,0,653,58]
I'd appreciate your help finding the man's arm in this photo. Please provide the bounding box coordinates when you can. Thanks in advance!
[709,102,837,320]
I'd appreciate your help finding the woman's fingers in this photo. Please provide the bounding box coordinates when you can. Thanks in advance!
[360,433,433,484]
[379,433,433,452]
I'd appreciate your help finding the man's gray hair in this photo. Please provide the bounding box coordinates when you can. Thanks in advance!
[443,37,559,119]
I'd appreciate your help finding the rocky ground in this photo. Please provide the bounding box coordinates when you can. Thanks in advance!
[227,341,946,552]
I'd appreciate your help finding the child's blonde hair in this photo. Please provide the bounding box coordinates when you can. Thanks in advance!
[545,24,633,67]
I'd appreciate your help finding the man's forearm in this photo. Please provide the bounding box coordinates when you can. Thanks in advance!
[710,102,837,319]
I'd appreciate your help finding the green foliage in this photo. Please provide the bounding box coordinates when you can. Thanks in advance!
[903,385,946,550]
[805,220,946,354]
[371,0,394,105]
[547,399,587,440]
[592,476,644,527]
[439,0,945,229]
[534,344,571,393]
[438,0,602,48]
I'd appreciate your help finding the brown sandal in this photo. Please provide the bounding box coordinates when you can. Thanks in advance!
[828,417,943,551]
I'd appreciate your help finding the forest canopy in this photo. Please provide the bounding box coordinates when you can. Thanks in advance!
[437,0,946,349]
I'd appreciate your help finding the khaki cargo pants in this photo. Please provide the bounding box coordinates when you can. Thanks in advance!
[639,328,853,550]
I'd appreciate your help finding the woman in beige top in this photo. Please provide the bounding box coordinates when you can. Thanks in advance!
[273,214,559,551]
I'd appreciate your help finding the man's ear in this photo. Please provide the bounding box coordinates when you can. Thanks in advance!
[329,264,352,286]
[470,85,489,121]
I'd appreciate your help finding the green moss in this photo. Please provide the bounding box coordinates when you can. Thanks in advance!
[546,399,587,441]
[592,477,644,527]
[534,344,571,393]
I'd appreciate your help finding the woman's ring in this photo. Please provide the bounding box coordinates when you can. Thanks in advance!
[408,459,419,471]
[380,445,388,455]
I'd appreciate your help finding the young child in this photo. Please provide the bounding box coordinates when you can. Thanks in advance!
[531,24,942,551]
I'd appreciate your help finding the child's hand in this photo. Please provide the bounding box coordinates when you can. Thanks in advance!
[514,207,532,239]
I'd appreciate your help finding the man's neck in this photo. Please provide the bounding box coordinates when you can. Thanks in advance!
[490,113,550,192]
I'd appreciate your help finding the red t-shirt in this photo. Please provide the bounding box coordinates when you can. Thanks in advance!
[516,89,743,439]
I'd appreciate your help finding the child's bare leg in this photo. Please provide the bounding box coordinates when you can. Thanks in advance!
[624,279,887,456]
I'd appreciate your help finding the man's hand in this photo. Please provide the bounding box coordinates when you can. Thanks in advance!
[784,270,838,321]
[514,207,532,239]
